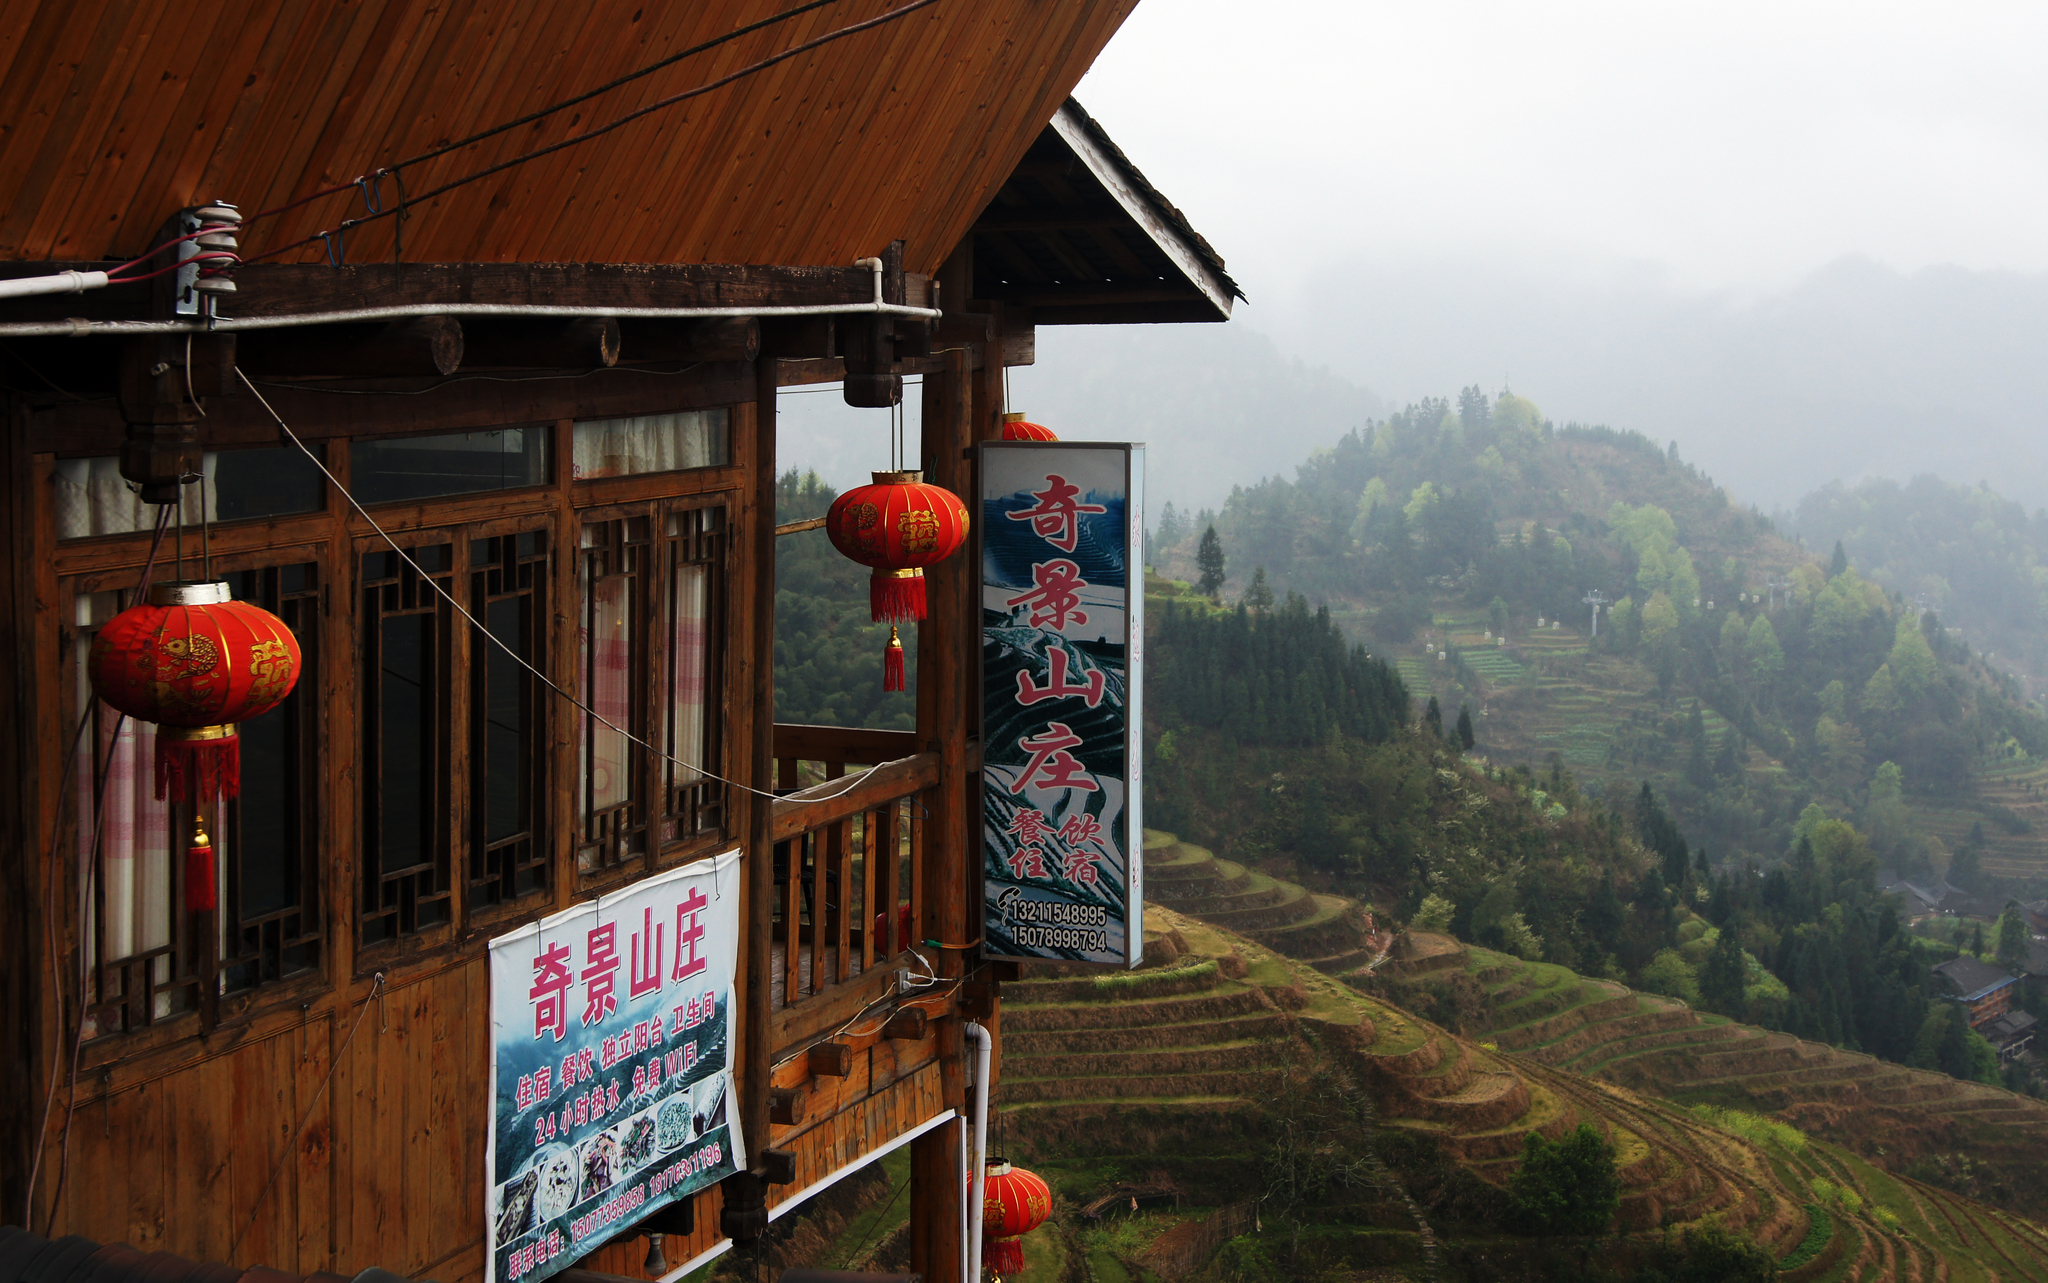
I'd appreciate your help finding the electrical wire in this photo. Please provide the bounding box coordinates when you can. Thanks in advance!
[27,506,174,1232]
[243,0,941,265]
[234,369,879,808]
[245,359,704,398]
[236,0,860,233]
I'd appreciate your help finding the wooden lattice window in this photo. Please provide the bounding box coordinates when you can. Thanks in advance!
[219,563,323,992]
[470,530,551,908]
[360,543,454,943]
[70,560,321,1037]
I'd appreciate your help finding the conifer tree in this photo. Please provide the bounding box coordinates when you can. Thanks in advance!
[1455,703,1475,751]
[1996,901,2030,973]
[1423,695,1443,739]
[1196,524,1227,600]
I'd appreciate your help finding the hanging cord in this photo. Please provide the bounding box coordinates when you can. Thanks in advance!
[28,506,174,1232]
[234,370,875,807]
[227,971,386,1261]
[243,0,940,264]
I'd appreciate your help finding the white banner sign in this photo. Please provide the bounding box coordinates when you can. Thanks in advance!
[486,851,746,1283]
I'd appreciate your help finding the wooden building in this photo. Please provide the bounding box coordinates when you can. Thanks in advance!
[0,5,1235,1283]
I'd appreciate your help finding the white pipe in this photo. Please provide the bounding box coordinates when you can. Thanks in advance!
[0,251,933,337]
[0,298,939,338]
[0,270,109,301]
[964,1020,993,1283]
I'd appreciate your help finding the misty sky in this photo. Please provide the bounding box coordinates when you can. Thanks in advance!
[1079,1,2048,305]
[786,4,2048,519]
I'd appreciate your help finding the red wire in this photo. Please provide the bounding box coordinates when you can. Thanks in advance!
[103,253,240,286]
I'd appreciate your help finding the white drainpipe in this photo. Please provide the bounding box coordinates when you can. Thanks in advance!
[963,1021,992,1283]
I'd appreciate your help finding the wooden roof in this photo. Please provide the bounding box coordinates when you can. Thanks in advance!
[0,0,1137,274]
[969,99,1241,325]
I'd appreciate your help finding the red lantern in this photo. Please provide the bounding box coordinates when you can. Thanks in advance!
[86,581,303,803]
[981,1160,1052,1278]
[825,470,970,624]
[999,412,1058,441]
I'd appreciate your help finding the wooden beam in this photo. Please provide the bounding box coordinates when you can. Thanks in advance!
[971,204,1131,233]
[767,752,940,843]
[771,723,919,764]
[768,1087,806,1126]
[460,317,619,369]
[236,317,464,377]
[620,317,759,365]
[882,1008,929,1041]
[806,1043,854,1078]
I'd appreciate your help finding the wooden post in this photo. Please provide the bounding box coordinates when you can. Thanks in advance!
[908,342,975,1283]
[721,353,779,1245]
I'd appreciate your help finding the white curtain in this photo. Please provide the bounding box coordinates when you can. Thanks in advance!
[55,454,219,541]
[571,411,728,479]
[75,591,174,1031]
[584,574,634,820]
[668,564,708,784]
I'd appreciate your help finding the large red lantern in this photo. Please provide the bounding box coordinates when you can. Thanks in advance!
[999,412,1058,441]
[981,1160,1053,1278]
[87,581,303,803]
[825,471,968,690]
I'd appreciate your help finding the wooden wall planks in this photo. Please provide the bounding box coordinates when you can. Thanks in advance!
[0,0,1139,275]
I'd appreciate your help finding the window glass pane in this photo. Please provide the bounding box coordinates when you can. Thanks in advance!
[55,447,324,540]
[353,428,550,504]
[572,409,729,479]
[586,575,634,812]
[485,596,528,844]
[379,613,431,874]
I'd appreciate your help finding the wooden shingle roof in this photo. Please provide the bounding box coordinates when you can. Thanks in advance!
[0,1,1137,273]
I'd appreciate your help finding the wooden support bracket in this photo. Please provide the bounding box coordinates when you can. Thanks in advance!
[462,316,619,369]
[807,1042,854,1077]
[760,1148,798,1187]
[881,1008,928,1041]
[238,316,463,377]
[958,982,997,1020]
[769,1086,806,1126]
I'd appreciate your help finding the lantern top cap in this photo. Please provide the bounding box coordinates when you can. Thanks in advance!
[147,580,232,606]
[870,470,923,486]
[1003,412,1028,422]
[985,1160,1013,1176]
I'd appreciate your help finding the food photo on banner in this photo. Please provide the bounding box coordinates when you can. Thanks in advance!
[486,850,746,1283]
[980,441,1144,968]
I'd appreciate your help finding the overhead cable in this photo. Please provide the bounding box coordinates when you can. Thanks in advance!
[245,0,942,264]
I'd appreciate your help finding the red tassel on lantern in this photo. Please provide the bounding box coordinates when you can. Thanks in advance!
[984,1238,1026,1277]
[157,724,243,802]
[185,816,217,912]
[882,626,906,692]
[871,569,927,624]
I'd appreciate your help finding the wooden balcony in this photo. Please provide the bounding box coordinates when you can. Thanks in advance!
[767,723,932,1050]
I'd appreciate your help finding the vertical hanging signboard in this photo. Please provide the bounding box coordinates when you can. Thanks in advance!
[486,850,747,1283]
[981,441,1144,967]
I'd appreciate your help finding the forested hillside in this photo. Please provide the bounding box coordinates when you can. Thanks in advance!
[1791,474,2048,691]
[774,470,917,730]
[1152,391,2048,885]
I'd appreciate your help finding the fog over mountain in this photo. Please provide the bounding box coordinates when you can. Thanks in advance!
[1001,255,2048,523]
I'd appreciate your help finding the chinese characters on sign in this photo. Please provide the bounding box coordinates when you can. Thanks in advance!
[982,443,1143,966]
[487,851,745,1283]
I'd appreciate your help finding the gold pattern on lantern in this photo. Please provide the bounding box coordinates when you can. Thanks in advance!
[897,508,940,555]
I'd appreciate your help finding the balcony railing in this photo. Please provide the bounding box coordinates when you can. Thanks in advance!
[768,724,931,1046]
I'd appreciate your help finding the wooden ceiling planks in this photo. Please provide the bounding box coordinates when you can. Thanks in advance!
[0,0,1137,275]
